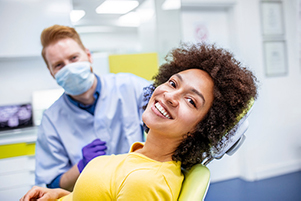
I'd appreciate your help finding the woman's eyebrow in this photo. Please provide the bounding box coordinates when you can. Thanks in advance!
[175,73,183,81]
[191,88,205,104]
[175,74,206,103]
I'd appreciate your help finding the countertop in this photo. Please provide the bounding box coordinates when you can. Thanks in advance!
[0,127,38,145]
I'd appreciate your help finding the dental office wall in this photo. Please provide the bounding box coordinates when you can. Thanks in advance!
[0,0,72,106]
[240,0,300,182]
[0,0,138,106]
[0,0,300,186]
[179,0,301,182]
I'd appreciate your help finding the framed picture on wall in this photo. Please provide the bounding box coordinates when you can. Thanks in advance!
[263,41,287,76]
[261,1,284,36]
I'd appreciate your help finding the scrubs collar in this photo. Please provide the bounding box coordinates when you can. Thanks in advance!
[66,74,101,115]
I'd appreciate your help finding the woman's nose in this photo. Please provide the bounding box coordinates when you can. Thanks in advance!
[164,91,179,107]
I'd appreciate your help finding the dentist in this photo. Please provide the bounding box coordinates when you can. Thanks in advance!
[35,25,150,191]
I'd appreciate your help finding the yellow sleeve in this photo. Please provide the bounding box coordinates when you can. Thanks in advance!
[117,169,174,201]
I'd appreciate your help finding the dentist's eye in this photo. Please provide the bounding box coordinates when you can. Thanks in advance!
[169,80,176,88]
[188,98,196,107]
[71,56,78,61]
[55,63,63,68]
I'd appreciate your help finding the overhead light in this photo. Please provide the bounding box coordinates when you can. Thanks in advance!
[162,0,181,10]
[118,12,140,27]
[96,0,139,14]
[70,10,86,22]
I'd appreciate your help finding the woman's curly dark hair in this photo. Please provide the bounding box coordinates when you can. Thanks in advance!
[143,43,258,170]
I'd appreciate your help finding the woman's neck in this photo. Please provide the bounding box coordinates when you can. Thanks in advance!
[135,130,182,162]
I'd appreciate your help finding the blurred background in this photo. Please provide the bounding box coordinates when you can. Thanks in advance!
[0,0,300,200]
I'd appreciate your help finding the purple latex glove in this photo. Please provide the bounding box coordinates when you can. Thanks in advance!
[77,139,107,172]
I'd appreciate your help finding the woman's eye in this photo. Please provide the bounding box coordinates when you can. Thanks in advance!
[188,98,196,107]
[169,80,176,88]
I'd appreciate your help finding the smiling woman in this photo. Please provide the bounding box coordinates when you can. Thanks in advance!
[142,69,214,145]
[147,43,258,169]
[20,43,258,201]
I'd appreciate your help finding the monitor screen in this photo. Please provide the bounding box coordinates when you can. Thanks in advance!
[0,103,33,131]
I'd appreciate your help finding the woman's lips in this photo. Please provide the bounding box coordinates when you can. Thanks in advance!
[151,101,172,119]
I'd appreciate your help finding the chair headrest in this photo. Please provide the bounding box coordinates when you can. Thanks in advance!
[208,98,255,161]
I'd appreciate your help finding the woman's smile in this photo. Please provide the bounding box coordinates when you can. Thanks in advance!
[151,101,172,119]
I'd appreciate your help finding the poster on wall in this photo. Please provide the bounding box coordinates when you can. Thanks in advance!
[194,23,209,43]
[180,9,231,50]
[263,41,287,76]
[261,1,284,36]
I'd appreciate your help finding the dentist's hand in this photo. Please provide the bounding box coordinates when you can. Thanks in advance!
[77,139,107,173]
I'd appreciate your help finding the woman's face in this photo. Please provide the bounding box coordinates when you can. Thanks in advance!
[143,69,214,139]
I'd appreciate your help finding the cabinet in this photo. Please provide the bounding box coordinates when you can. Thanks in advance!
[0,156,35,200]
[0,127,37,201]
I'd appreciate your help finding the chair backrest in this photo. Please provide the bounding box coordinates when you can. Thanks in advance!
[178,164,210,201]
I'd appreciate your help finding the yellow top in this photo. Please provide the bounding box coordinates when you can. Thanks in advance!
[59,142,183,201]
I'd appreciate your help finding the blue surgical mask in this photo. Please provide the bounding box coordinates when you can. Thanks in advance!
[55,61,95,96]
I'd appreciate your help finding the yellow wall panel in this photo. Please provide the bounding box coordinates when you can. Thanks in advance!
[0,143,35,159]
[109,52,159,81]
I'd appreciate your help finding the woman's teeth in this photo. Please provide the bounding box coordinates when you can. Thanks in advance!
[155,102,171,119]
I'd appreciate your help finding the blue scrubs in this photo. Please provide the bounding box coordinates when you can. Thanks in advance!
[35,73,150,185]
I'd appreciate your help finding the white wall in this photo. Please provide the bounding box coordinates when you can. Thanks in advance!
[232,0,301,182]
[78,31,141,54]
[138,0,158,53]
[138,0,182,64]
[0,0,72,57]
[155,0,182,64]
[0,0,135,106]
[182,0,301,182]
[0,0,72,106]
[241,0,301,181]
[0,57,59,106]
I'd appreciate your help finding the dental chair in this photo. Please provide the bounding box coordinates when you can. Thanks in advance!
[178,100,254,201]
